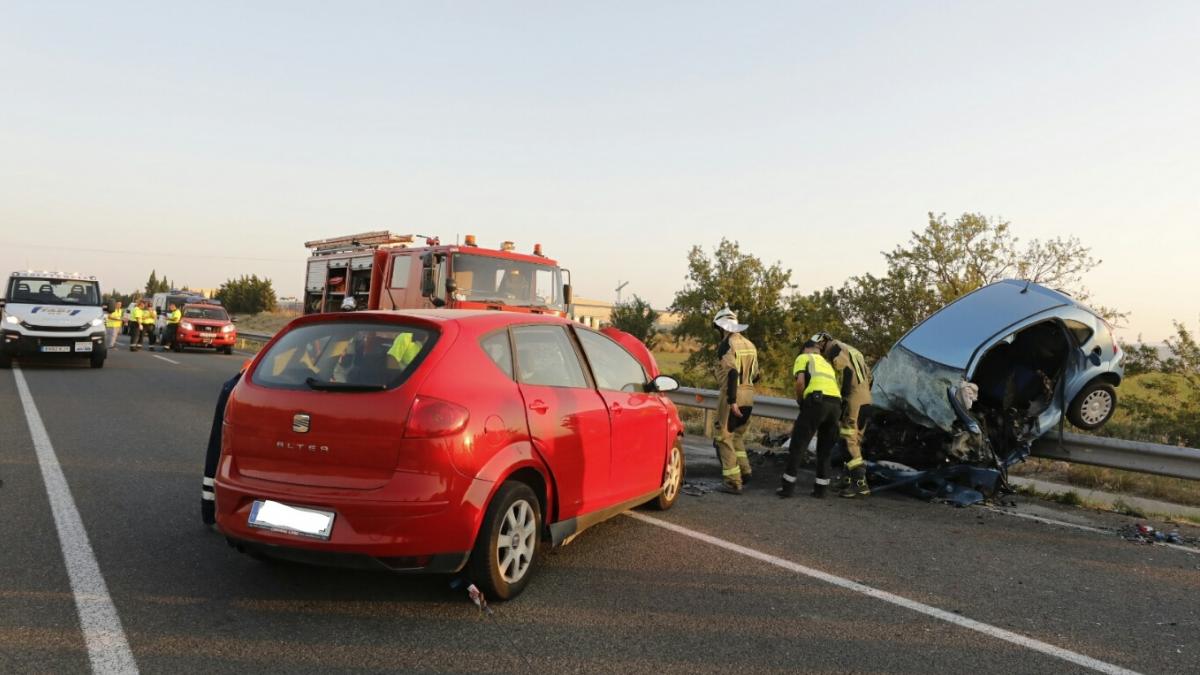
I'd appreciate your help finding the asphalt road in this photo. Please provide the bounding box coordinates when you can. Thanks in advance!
[2,340,1198,674]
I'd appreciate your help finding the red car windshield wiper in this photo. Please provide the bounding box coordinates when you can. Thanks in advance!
[304,377,386,392]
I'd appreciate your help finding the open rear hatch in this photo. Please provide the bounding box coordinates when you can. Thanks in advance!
[225,318,438,490]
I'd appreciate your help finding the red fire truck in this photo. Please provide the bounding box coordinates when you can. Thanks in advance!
[303,231,572,316]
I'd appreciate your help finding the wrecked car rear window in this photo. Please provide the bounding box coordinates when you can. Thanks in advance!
[899,281,1070,369]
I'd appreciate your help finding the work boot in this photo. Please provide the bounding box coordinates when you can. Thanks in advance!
[776,474,797,498]
[811,480,829,499]
[839,468,870,498]
[717,482,743,496]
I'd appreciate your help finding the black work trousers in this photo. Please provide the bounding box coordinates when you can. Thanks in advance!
[202,371,242,524]
[785,393,843,483]
[163,324,178,350]
[128,322,143,349]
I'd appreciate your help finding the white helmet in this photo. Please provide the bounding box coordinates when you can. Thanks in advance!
[340,296,357,311]
[712,306,748,333]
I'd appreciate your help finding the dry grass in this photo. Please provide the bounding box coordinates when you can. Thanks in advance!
[232,310,300,335]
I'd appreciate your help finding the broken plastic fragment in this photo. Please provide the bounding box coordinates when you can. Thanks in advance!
[954,381,979,411]
[467,583,494,615]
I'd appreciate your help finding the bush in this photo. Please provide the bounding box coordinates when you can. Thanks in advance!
[215,275,277,315]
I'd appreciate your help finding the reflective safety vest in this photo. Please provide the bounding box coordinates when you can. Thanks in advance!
[168,309,182,325]
[717,333,758,407]
[828,339,870,390]
[793,353,841,399]
[130,307,143,323]
[106,309,123,328]
[387,333,422,368]
[141,309,157,325]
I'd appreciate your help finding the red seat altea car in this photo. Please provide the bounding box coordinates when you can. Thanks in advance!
[214,310,685,599]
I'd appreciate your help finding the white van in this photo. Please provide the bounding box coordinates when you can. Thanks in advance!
[1,271,108,368]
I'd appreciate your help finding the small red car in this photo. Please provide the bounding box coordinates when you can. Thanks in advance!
[214,310,685,599]
[174,303,236,354]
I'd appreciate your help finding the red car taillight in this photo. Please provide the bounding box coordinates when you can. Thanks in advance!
[404,397,469,438]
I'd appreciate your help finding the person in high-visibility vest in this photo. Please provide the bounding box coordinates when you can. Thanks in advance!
[128,300,145,351]
[711,307,758,495]
[387,332,423,369]
[778,340,843,498]
[811,332,873,498]
[161,303,182,352]
[140,303,158,348]
[104,301,123,349]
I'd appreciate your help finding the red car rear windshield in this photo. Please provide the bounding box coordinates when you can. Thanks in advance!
[254,321,437,392]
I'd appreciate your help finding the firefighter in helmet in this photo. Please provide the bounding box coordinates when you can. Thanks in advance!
[712,307,758,495]
[811,332,873,498]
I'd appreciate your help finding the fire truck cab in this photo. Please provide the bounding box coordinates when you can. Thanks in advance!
[304,231,572,317]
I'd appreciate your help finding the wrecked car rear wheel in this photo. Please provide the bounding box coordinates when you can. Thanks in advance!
[1068,381,1117,430]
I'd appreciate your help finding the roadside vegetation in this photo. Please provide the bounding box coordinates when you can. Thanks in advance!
[634,213,1198,511]
[230,310,299,335]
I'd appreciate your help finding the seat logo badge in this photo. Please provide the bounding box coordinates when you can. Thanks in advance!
[292,414,311,433]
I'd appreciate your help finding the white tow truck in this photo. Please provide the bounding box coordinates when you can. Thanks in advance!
[0,270,108,368]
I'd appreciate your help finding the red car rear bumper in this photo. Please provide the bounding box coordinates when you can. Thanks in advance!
[214,456,492,572]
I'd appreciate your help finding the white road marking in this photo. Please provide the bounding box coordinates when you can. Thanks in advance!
[151,354,181,365]
[12,366,139,674]
[987,507,1199,555]
[626,511,1140,675]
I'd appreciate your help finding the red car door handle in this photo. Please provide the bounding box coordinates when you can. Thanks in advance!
[528,400,549,414]
[610,403,623,414]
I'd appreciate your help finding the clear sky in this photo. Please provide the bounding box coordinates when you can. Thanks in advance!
[2,1,1196,341]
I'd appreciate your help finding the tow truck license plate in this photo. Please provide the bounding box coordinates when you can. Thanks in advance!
[248,500,334,539]
[41,346,70,353]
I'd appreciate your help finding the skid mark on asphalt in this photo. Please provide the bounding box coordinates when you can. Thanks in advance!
[13,365,139,674]
[626,511,1141,675]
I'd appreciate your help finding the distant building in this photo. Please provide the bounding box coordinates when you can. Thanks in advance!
[570,297,679,331]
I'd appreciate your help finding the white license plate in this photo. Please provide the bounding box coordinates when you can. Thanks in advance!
[248,500,335,539]
[74,342,93,353]
[41,346,70,353]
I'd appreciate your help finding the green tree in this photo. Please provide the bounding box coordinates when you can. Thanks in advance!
[1116,337,1163,376]
[145,270,159,295]
[609,295,660,349]
[216,275,277,314]
[836,212,1114,360]
[1106,320,1199,447]
[669,239,796,387]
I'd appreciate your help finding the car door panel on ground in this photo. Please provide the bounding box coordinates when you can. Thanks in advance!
[510,325,613,519]
[575,328,668,503]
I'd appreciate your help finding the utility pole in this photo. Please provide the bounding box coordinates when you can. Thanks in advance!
[615,281,629,304]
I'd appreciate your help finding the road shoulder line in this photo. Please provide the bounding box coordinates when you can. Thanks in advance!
[12,365,139,674]
[626,511,1139,675]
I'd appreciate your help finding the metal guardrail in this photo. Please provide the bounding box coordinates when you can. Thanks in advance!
[665,387,1200,481]
[233,330,272,352]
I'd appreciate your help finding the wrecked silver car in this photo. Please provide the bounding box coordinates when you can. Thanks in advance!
[862,280,1124,503]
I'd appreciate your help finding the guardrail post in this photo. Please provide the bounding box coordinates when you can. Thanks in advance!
[703,410,713,437]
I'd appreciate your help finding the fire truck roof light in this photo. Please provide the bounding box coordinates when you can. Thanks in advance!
[464,235,477,247]
[533,243,544,257]
[501,241,515,251]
